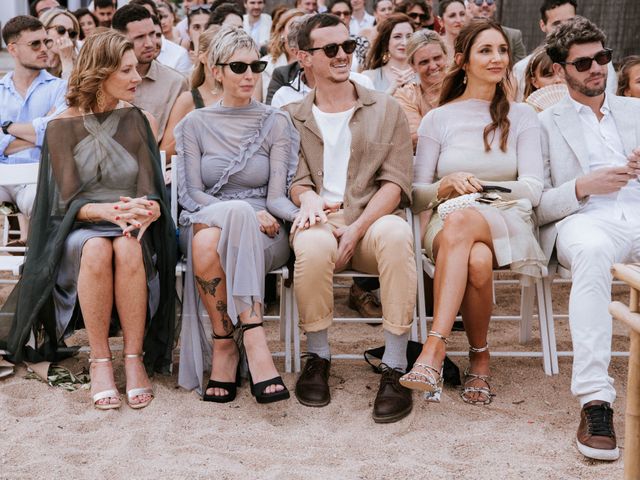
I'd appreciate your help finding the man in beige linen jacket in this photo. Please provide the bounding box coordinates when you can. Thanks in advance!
[284,14,416,424]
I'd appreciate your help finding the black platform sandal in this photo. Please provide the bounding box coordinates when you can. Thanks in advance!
[241,322,290,404]
[202,330,241,403]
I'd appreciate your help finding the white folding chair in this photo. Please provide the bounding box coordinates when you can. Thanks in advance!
[541,260,629,375]
[291,210,422,372]
[412,213,556,376]
[169,156,294,372]
[0,163,39,284]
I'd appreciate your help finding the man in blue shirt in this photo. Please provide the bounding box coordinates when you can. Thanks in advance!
[0,15,67,243]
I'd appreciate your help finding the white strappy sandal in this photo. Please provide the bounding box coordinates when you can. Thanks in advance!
[460,344,494,406]
[124,353,154,409]
[399,331,448,402]
[89,356,121,410]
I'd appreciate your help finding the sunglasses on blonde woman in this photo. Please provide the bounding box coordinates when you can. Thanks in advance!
[216,61,268,74]
[48,25,78,39]
[304,39,358,58]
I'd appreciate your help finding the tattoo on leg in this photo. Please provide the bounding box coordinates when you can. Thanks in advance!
[216,300,233,334]
[196,276,221,296]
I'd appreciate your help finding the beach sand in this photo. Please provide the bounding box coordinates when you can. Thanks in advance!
[0,273,630,479]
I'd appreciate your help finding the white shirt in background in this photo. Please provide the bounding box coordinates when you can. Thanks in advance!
[569,94,640,223]
[349,11,374,36]
[312,105,355,204]
[176,17,189,43]
[243,13,272,47]
[271,71,374,108]
[157,37,192,76]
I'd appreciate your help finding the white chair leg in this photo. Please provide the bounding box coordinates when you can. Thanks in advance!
[519,283,535,344]
[542,275,559,374]
[279,276,286,343]
[293,299,301,373]
[284,281,292,373]
[533,279,552,375]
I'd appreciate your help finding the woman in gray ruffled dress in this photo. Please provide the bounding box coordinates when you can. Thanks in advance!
[175,26,299,403]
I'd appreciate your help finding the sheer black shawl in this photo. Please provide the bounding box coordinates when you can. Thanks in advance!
[0,107,176,373]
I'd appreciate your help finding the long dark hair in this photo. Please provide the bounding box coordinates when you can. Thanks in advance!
[364,13,412,70]
[439,18,512,152]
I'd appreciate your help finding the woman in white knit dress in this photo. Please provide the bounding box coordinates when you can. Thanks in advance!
[400,19,546,405]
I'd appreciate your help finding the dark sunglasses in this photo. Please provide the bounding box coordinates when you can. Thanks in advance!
[473,0,495,5]
[560,48,612,72]
[189,5,213,15]
[48,25,78,39]
[331,10,351,17]
[407,12,429,21]
[10,38,54,51]
[216,60,268,74]
[305,39,357,58]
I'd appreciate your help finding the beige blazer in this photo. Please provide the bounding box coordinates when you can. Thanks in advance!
[536,94,640,259]
[284,81,413,225]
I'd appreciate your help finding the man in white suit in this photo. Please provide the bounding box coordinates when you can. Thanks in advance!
[537,16,640,462]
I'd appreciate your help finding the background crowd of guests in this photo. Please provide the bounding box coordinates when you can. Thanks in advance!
[1,0,640,466]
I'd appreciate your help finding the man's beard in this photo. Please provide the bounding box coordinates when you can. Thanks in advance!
[564,69,607,97]
[21,60,47,71]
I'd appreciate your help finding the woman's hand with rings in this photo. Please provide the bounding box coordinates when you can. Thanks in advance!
[440,171,483,198]
[115,196,160,241]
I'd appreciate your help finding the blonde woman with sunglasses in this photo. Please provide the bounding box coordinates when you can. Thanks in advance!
[40,8,79,79]
[175,27,299,405]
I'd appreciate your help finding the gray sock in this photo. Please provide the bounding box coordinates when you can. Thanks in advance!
[306,329,331,360]
[382,330,409,372]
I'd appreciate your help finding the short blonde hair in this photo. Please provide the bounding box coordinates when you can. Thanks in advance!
[208,26,258,92]
[66,30,133,111]
[406,30,447,66]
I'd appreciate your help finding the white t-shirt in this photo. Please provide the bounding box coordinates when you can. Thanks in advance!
[312,105,355,204]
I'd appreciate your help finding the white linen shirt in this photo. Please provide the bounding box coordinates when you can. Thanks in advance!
[570,94,640,223]
[157,37,193,76]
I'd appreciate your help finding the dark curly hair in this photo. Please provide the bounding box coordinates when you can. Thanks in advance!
[545,16,606,64]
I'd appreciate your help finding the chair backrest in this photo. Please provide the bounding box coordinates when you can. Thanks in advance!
[160,150,166,173]
[0,163,39,186]
[170,155,178,225]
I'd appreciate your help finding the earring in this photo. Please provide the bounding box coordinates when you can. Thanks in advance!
[382,51,390,65]
[96,86,106,111]
[463,72,467,85]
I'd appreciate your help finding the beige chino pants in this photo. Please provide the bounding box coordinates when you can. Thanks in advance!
[291,211,416,335]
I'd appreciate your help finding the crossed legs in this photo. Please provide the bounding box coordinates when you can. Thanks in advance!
[405,209,495,402]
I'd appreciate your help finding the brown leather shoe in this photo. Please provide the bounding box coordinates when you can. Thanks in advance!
[373,364,413,423]
[576,400,619,461]
[295,353,331,407]
[348,283,382,318]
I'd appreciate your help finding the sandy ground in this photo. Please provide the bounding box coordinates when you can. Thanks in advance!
[0,250,632,479]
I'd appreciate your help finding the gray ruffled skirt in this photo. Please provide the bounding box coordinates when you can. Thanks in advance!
[177,200,290,394]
